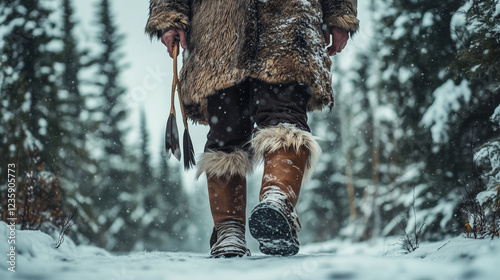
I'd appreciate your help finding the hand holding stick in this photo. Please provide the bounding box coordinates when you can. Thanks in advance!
[164,39,195,170]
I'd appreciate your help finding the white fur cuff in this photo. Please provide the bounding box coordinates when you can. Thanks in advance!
[196,149,253,179]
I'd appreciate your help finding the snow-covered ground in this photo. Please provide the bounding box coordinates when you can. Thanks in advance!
[1,221,498,280]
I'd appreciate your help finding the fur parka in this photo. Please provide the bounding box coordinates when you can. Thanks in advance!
[146,0,359,124]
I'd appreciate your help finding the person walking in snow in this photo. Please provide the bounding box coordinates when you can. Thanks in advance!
[145,0,359,258]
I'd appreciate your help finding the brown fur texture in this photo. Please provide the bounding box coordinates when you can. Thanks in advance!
[145,0,190,38]
[321,0,359,36]
[252,124,322,183]
[146,0,359,124]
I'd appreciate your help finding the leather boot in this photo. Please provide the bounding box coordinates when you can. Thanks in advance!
[197,149,253,258]
[208,174,251,258]
[249,146,307,256]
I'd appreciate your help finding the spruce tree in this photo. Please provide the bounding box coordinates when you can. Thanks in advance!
[95,0,127,158]
[452,0,500,87]
[139,108,153,187]
[57,0,101,245]
[301,109,348,243]
[375,0,497,238]
[90,0,132,250]
[346,1,403,240]
[156,142,191,251]
[0,0,90,235]
[450,0,500,235]
[0,0,60,170]
[123,108,153,251]
[300,53,354,243]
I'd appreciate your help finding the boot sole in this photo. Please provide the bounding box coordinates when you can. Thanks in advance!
[249,203,299,256]
[211,250,247,258]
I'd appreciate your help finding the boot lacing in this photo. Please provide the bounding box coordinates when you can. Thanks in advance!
[211,220,250,257]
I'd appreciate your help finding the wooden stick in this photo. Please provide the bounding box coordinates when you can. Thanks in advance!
[172,40,189,130]
[170,40,179,116]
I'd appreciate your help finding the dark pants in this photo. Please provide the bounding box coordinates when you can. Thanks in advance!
[205,79,311,153]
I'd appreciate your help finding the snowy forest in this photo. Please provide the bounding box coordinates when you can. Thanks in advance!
[1,0,499,255]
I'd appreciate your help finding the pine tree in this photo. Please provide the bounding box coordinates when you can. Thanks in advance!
[54,0,99,180]
[345,50,384,241]
[452,0,500,87]
[0,0,61,170]
[300,57,353,243]
[349,0,406,240]
[450,0,500,130]
[450,0,500,237]
[139,108,153,187]
[123,107,153,251]
[375,0,498,239]
[55,0,105,245]
[155,142,191,251]
[301,110,349,242]
[95,0,128,158]
[89,0,132,250]
[0,0,92,235]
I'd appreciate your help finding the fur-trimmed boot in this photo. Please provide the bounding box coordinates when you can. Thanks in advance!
[197,150,252,258]
[249,124,321,256]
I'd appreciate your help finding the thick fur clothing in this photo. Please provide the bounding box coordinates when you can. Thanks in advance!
[146,0,359,124]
